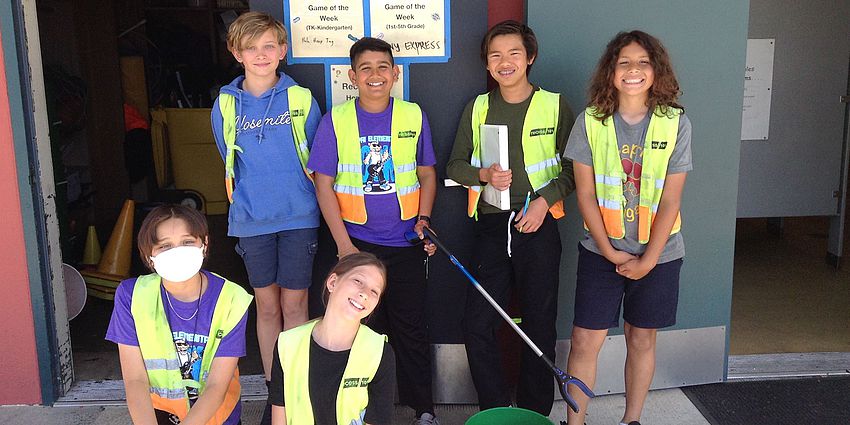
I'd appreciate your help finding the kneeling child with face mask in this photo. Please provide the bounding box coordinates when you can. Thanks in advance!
[106,204,253,425]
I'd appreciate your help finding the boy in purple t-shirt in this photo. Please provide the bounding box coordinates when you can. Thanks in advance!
[307,37,439,425]
[107,271,249,424]
[105,205,250,425]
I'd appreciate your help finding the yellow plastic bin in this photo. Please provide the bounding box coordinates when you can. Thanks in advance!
[151,107,228,215]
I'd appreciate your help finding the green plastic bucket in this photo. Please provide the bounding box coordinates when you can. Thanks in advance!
[464,407,554,425]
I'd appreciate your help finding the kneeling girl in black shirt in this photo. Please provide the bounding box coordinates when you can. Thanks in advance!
[270,252,396,425]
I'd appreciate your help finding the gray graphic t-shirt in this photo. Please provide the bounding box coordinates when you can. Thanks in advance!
[565,111,693,263]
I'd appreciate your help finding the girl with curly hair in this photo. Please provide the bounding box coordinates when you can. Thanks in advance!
[563,30,693,425]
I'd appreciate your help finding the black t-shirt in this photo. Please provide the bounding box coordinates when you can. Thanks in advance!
[269,335,396,425]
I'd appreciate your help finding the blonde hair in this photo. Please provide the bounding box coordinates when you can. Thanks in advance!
[226,11,288,52]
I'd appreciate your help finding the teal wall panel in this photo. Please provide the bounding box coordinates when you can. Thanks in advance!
[528,1,749,337]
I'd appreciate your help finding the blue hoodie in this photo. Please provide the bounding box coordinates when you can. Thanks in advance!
[211,72,322,237]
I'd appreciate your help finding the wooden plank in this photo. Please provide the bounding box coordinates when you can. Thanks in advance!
[55,374,268,406]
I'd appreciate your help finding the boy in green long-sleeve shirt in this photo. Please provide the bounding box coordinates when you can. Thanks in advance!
[445,20,575,416]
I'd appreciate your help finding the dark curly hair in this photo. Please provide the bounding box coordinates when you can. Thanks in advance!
[587,30,683,122]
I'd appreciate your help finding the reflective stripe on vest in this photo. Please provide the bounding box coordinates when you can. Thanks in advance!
[278,320,386,425]
[331,98,422,224]
[584,107,682,244]
[468,89,565,219]
[218,86,314,203]
[131,273,253,423]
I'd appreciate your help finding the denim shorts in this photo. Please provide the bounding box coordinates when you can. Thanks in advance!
[235,228,318,290]
[573,244,682,330]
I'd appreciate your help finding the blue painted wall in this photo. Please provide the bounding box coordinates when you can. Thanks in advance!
[528,1,749,337]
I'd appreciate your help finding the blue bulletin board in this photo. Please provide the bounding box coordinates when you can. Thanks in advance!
[282,0,451,110]
[253,0,490,346]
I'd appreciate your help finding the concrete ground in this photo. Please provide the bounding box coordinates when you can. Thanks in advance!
[0,388,709,425]
[53,194,850,425]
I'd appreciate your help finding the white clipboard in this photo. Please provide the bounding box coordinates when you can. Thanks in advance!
[479,124,510,210]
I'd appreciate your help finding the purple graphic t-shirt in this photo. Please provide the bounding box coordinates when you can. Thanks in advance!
[106,270,248,425]
[308,98,436,246]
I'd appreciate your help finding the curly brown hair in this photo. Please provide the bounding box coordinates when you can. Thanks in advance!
[587,30,683,122]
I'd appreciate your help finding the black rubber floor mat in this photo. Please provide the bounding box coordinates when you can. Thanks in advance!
[681,376,850,424]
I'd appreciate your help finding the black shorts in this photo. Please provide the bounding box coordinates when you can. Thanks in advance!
[573,244,682,330]
[235,228,318,289]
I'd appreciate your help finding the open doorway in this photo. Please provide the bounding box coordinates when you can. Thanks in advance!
[32,0,262,386]
[731,215,850,355]
[729,0,850,371]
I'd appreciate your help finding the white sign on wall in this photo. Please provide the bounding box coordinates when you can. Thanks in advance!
[288,0,365,58]
[370,0,447,58]
[741,38,775,141]
[285,0,450,109]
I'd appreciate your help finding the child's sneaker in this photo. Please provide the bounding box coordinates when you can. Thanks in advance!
[412,412,440,425]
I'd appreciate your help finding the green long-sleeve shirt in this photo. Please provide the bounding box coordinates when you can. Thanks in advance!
[446,86,576,215]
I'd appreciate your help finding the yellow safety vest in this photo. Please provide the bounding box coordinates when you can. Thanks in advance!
[131,272,253,424]
[277,320,386,425]
[584,107,682,244]
[468,89,565,219]
[331,98,423,224]
[218,86,314,203]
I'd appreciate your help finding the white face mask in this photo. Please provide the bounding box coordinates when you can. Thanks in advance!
[150,245,204,282]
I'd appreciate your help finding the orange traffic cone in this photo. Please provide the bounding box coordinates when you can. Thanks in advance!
[81,225,102,266]
[82,199,135,299]
[97,199,135,277]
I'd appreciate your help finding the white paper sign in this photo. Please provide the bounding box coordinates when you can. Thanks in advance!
[329,64,405,106]
[741,39,775,140]
[370,0,447,58]
[288,0,365,58]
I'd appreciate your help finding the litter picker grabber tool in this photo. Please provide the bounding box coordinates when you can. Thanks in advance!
[406,228,594,413]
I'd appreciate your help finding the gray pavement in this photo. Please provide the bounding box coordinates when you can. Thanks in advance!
[0,388,709,424]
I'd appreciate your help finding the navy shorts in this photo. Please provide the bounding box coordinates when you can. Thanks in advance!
[573,244,682,330]
[235,228,318,290]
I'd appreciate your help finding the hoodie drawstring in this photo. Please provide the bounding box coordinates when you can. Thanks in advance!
[257,88,277,143]
[507,210,516,258]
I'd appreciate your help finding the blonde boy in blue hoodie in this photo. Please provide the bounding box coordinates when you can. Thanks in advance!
[211,13,321,420]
